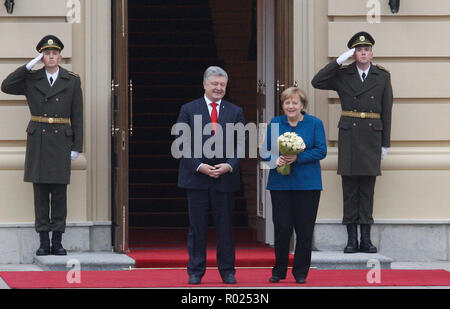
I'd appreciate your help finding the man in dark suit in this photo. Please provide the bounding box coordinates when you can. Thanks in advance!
[1,35,83,256]
[175,66,245,284]
[311,32,393,254]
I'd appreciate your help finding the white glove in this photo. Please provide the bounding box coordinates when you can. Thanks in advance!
[381,147,388,160]
[71,151,79,161]
[336,48,355,66]
[26,53,44,71]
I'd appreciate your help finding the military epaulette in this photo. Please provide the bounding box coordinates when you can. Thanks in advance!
[29,70,38,74]
[375,64,390,73]
[68,71,79,77]
[339,64,349,70]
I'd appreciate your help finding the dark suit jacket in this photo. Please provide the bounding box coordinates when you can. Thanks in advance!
[311,61,393,176]
[175,97,245,192]
[1,65,83,184]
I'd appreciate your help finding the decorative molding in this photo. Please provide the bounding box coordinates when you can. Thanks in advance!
[321,147,450,170]
[0,221,112,228]
[316,219,450,225]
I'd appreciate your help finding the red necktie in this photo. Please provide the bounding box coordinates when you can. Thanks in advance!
[210,102,218,134]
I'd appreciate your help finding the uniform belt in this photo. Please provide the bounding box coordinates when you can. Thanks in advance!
[30,116,70,124]
[341,111,381,119]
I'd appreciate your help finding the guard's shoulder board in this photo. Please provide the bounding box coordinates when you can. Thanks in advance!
[339,64,349,70]
[68,71,79,77]
[375,64,390,73]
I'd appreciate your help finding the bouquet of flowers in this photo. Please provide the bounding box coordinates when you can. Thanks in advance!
[277,132,306,175]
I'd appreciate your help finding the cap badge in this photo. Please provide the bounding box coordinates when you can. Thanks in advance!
[48,39,54,45]
[359,36,365,42]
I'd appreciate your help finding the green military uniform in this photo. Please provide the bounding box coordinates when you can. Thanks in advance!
[311,32,393,253]
[1,35,83,255]
[2,65,83,184]
[311,61,393,177]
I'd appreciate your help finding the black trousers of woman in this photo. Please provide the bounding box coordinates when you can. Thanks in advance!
[270,190,321,280]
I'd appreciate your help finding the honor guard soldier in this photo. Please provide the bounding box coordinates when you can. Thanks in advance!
[311,32,393,253]
[1,35,83,256]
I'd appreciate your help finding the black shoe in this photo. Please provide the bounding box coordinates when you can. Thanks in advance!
[36,232,50,256]
[51,231,67,255]
[221,274,237,284]
[188,275,202,285]
[295,277,306,284]
[359,224,377,253]
[269,276,282,283]
[344,224,359,253]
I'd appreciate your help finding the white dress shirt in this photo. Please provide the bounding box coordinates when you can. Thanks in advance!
[45,68,59,87]
[356,65,370,82]
[196,95,232,173]
[204,95,221,117]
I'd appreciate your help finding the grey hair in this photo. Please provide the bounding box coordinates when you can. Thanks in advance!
[203,66,228,83]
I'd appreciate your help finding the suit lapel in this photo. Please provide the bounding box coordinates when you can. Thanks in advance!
[355,65,378,96]
[198,98,211,126]
[33,68,51,95]
[345,62,363,94]
[218,100,230,127]
[45,66,69,99]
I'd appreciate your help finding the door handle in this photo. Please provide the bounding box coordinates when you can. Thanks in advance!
[111,80,120,136]
[128,79,134,136]
[276,80,285,93]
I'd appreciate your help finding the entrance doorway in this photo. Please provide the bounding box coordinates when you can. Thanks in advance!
[111,0,294,252]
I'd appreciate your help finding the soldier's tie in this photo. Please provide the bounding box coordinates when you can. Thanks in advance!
[362,72,366,81]
[49,76,54,86]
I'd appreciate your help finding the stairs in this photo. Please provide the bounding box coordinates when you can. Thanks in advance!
[128,0,252,234]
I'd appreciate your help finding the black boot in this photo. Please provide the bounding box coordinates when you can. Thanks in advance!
[51,231,67,255]
[344,224,358,253]
[359,224,377,253]
[36,232,50,256]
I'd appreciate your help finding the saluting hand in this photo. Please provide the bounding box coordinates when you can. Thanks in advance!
[336,48,355,66]
[26,53,44,71]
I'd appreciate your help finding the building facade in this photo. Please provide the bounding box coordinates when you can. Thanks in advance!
[0,0,448,264]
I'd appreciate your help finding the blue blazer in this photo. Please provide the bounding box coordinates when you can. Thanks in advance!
[175,97,245,192]
[262,114,327,191]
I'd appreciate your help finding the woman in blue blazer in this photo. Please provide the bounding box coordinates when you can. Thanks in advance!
[262,87,327,284]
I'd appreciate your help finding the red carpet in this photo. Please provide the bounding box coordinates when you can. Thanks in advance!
[1,269,449,288]
[127,247,289,268]
[127,227,284,268]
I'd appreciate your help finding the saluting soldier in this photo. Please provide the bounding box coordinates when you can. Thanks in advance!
[1,35,83,256]
[311,32,393,253]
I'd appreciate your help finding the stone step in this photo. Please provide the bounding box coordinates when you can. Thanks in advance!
[310,251,393,270]
[33,251,392,271]
[34,252,135,271]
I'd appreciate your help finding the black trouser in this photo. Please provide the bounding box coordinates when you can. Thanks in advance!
[186,187,235,278]
[270,190,321,280]
[341,176,376,224]
[33,183,67,233]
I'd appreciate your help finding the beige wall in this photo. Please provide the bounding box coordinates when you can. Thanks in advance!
[300,0,450,221]
[0,0,111,225]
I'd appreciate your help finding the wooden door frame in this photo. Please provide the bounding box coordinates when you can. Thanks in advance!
[111,0,130,253]
[274,0,294,116]
[256,0,294,245]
